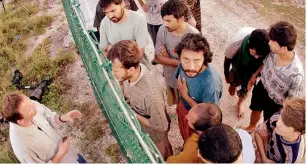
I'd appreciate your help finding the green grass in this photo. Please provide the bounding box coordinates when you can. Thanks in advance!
[0,1,76,163]
[104,144,121,163]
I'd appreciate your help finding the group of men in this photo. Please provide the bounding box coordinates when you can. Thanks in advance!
[1,0,305,163]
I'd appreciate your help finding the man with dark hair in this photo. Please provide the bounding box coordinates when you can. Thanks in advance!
[243,21,304,132]
[255,99,305,163]
[166,103,222,163]
[99,0,150,67]
[224,27,270,119]
[154,0,199,108]
[167,103,255,163]
[174,33,222,142]
[93,0,138,41]
[1,92,84,163]
[197,124,243,163]
[107,40,173,159]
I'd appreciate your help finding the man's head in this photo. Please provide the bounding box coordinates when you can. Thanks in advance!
[275,99,305,137]
[186,103,222,133]
[161,0,187,32]
[268,21,297,54]
[176,33,212,77]
[198,124,243,163]
[100,0,125,23]
[107,40,141,81]
[1,92,37,125]
[248,29,270,59]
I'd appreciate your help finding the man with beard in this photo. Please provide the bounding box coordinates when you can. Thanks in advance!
[155,0,199,108]
[107,40,173,160]
[174,33,222,142]
[93,0,138,41]
[99,0,150,66]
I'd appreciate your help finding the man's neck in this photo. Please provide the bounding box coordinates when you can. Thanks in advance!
[276,51,294,66]
[19,120,34,127]
[282,133,300,142]
[173,22,188,36]
[117,9,129,24]
[128,66,141,83]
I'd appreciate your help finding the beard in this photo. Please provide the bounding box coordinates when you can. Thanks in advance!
[110,7,125,23]
[183,65,204,78]
[166,24,180,32]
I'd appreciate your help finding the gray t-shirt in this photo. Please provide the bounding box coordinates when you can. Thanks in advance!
[155,24,199,88]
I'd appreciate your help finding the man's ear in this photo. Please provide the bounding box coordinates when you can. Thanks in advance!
[16,119,23,126]
[179,16,185,23]
[127,66,136,74]
[121,1,126,8]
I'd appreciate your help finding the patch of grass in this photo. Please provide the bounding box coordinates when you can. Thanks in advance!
[0,143,19,163]
[104,144,121,163]
[0,1,55,107]
[0,1,76,163]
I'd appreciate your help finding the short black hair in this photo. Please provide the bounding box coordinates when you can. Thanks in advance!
[192,103,223,132]
[176,33,213,66]
[107,40,140,69]
[161,0,187,19]
[99,0,123,9]
[248,29,270,58]
[198,124,242,163]
[269,21,297,51]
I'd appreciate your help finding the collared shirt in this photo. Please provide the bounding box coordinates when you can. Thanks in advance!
[9,101,79,163]
[123,64,169,142]
[256,112,305,163]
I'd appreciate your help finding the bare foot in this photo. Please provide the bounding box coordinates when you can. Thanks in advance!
[236,103,245,119]
[240,126,255,133]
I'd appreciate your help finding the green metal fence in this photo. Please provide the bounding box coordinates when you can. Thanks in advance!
[61,0,164,163]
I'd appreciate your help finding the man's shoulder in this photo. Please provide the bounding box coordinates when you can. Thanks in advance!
[186,24,200,34]
[129,10,146,22]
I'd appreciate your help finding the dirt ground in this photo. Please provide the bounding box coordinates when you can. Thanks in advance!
[2,0,304,163]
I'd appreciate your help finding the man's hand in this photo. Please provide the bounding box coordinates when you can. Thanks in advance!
[158,46,169,57]
[57,136,70,157]
[52,136,71,163]
[225,76,230,84]
[178,75,189,98]
[141,4,148,12]
[247,75,257,91]
[228,85,237,96]
[61,110,83,123]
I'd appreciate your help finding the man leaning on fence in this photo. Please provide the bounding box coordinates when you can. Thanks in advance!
[107,40,173,160]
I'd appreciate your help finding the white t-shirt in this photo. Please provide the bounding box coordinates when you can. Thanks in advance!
[79,0,100,30]
[235,128,256,163]
[224,27,255,59]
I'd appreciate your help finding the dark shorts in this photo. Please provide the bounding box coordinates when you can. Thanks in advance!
[147,24,161,46]
[250,80,282,121]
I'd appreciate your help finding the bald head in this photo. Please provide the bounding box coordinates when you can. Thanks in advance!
[187,103,222,132]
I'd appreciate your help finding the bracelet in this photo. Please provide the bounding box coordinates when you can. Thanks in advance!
[59,115,66,123]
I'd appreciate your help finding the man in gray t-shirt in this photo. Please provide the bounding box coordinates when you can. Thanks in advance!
[99,0,150,66]
[155,0,199,106]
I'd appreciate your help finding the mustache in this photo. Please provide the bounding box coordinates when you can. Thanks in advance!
[184,69,198,73]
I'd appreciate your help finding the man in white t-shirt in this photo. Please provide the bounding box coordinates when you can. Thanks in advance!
[99,0,150,66]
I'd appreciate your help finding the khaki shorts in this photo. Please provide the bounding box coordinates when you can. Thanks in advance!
[166,85,179,106]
